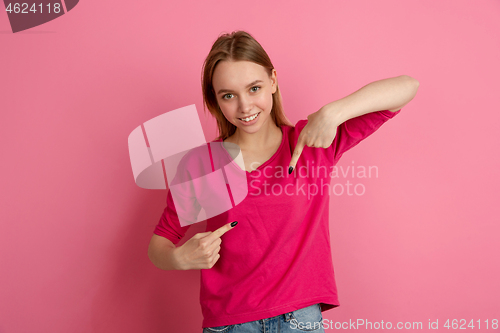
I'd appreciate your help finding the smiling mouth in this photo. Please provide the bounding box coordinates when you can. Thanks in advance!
[238,112,260,121]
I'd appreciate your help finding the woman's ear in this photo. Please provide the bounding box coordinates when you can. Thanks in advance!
[271,69,278,94]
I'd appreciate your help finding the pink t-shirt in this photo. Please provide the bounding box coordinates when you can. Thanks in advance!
[153,109,401,328]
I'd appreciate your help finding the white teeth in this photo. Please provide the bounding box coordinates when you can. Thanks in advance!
[241,113,259,122]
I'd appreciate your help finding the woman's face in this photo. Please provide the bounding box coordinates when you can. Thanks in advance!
[212,60,277,135]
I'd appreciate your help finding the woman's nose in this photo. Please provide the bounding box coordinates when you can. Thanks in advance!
[238,95,252,113]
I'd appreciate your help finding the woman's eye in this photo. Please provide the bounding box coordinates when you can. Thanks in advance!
[222,87,259,100]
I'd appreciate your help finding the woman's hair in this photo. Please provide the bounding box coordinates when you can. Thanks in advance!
[201,30,293,141]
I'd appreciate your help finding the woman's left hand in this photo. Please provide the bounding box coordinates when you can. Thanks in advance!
[288,105,341,174]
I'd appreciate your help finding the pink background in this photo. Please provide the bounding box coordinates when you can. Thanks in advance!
[1,0,499,332]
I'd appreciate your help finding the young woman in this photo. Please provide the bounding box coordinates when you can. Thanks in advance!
[148,30,418,333]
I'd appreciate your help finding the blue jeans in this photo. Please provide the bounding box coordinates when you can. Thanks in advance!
[203,303,325,333]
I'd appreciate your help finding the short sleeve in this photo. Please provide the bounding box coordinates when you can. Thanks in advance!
[332,109,401,164]
[153,150,204,245]
[153,189,193,245]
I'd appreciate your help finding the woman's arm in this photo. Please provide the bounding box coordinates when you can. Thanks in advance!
[288,75,418,172]
[148,234,181,271]
[323,75,419,125]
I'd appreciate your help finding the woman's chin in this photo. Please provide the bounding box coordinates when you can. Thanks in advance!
[236,125,260,134]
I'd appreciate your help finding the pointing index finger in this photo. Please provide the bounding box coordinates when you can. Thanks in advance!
[289,133,305,174]
[207,221,238,241]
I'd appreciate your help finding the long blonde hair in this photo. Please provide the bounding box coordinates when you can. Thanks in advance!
[201,30,293,141]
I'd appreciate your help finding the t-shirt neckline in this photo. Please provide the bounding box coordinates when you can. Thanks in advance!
[214,125,285,174]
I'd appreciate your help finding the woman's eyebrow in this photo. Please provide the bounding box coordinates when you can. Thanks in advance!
[217,80,263,95]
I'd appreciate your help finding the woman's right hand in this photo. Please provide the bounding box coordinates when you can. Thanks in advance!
[174,221,237,270]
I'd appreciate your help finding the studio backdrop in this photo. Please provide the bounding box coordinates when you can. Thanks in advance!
[1,0,499,332]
